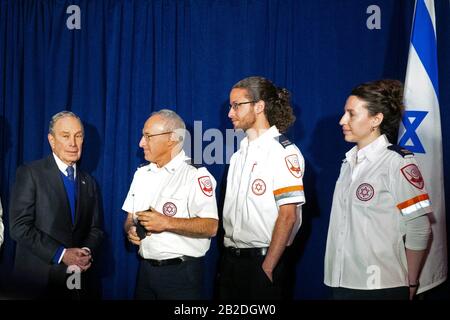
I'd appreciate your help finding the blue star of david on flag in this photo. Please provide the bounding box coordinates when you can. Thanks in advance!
[398,110,428,153]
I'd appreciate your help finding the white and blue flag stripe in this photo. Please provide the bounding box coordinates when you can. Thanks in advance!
[398,0,447,294]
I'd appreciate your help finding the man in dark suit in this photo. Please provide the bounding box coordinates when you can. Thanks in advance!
[9,111,103,299]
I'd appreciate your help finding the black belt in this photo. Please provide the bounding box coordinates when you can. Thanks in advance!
[146,255,198,267]
[225,247,268,257]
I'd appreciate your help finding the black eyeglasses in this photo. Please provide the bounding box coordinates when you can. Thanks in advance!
[229,100,257,111]
[143,131,173,140]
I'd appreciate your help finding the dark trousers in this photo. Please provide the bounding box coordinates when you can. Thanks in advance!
[10,265,100,300]
[135,257,204,300]
[331,286,409,300]
[45,268,101,300]
[218,248,287,300]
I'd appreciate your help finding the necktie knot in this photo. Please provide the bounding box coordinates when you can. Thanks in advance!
[66,166,75,181]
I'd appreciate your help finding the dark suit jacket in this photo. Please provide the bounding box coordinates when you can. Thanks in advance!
[9,155,103,295]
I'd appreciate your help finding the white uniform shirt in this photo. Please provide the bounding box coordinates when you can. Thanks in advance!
[122,150,219,260]
[324,134,432,289]
[223,126,306,249]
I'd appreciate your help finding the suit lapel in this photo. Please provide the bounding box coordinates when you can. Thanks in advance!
[74,170,87,228]
[45,155,73,228]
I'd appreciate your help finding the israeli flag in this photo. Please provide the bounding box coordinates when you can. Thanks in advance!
[398,0,447,293]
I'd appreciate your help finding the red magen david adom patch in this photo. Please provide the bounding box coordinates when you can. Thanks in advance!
[401,164,424,189]
[162,202,177,216]
[198,176,213,197]
[285,154,302,178]
[251,179,266,196]
[356,183,375,201]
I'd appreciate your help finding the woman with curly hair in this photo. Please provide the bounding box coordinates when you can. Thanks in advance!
[324,79,432,300]
[219,76,305,299]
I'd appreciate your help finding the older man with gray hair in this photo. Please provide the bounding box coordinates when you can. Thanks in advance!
[122,109,218,300]
[9,110,103,299]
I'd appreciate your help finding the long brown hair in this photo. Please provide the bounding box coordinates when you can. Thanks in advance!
[233,76,296,133]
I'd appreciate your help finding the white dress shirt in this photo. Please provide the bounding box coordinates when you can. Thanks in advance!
[122,150,219,260]
[223,126,306,249]
[324,135,432,289]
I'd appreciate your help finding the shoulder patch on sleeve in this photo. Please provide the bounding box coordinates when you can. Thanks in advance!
[387,145,414,158]
[400,164,425,189]
[198,175,213,197]
[285,154,303,178]
[275,134,293,149]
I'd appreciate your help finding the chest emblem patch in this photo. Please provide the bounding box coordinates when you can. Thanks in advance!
[162,202,177,216]
[356,183,375,201]
[285,154,302,178]
[400,164,424,189]
[198,176,213,197]
[252,179,266,196]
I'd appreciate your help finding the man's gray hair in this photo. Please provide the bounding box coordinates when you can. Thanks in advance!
[151,109,186,143]
[48,111,84,135]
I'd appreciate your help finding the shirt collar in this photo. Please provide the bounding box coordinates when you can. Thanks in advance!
[345,134,389,165]
[344,145,358,165]
[240,126,280,149]
[52,153,77,178]
[149,149,188,174]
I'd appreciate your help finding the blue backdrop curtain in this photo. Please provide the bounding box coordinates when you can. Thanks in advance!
[0,0,449,299]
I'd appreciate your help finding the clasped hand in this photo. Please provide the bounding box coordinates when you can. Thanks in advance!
[62,248,92,272]
[136,208,169,233]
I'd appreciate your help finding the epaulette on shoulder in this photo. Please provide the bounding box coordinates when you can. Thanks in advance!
[276,134,293,149]
[387,145,414,158]
[185,159,203,169]
[137,162,149,169]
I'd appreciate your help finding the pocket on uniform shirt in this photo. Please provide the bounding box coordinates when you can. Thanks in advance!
[248,170,271,198]
[353,180,378,209]
[156,192,188,218]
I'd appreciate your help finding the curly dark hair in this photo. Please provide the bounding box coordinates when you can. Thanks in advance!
[351,79,405,143]
[232,76,296,133]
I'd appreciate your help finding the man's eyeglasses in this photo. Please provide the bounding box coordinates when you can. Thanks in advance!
[143,131,173,140]
[229,100,257,111]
